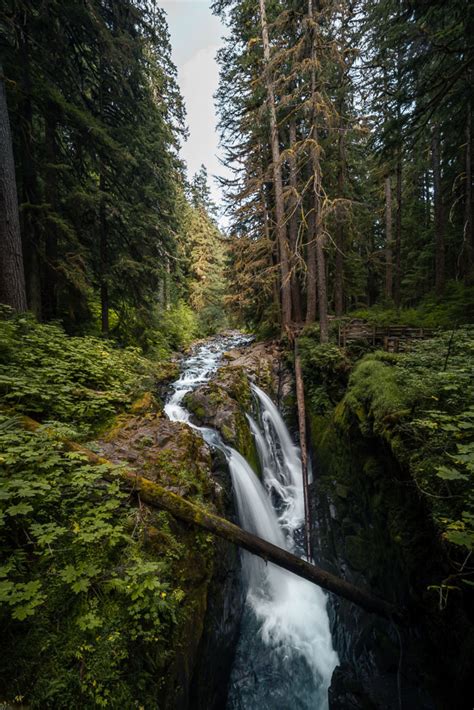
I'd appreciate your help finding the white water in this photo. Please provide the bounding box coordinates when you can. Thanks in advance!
[165,334,338,709]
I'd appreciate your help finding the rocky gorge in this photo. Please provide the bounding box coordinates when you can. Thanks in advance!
[95,333,473,709]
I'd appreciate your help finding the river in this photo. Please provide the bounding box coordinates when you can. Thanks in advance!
[165,333,338,709]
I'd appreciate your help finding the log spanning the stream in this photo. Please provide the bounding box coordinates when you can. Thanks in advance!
[20,415,401,622]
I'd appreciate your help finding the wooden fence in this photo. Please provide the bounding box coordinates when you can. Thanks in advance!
[338,320,433,351]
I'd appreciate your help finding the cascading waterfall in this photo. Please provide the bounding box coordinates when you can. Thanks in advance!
[165,335,339,709]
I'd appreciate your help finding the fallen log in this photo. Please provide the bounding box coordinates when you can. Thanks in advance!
[20,415,401,622]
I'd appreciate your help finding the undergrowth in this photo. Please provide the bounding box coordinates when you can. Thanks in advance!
[0,417,182,708]
[0,311,208,706]
[349,280,474,329]
[0,313,159,437]
[340,329,474,588]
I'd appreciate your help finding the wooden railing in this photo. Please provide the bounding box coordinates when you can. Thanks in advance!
[338,320,433,351]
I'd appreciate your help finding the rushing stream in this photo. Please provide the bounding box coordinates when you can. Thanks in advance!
[165,334,339,709]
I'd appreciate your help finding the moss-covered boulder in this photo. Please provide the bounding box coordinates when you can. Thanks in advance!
[183,365,259,474]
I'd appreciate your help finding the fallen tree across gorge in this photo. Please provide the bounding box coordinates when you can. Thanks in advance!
[20,414,402,622]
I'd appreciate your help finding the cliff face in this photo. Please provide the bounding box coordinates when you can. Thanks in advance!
[305,376,474,710]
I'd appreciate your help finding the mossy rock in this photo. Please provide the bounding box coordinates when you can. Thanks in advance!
[183,369,260,476]
[130,391,161,415]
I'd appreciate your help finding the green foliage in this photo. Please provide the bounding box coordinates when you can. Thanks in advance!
[3,0,186,333]
[178,191,229,336]
[341,328,474,581]
[0,416,183,707]
[0,314,157,435]
[0,309,220,705]
[350,282,474,329]
[159,300,200,351]
[298,333,351,414]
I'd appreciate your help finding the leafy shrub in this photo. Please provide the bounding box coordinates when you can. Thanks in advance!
[0,313,157,435]
[0,416,182,708]
[298,336,350,414]
[158,300,200,351]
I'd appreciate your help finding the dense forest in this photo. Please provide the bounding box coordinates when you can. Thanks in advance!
[0,0,227,348]
[0,0,473,708]
[213,0,473,335]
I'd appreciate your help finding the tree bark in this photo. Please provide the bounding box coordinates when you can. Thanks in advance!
[258,0,292,330]
[288,120,303,322]
[305,209,318,324]
[385,174,393,300]
[43,106,59,320]
[308,0,328,342]
[431,124,445,293]
[17,26,41,317]
[20,415,401,621]
[99,171,109,336]
[334,124,346,316]
[463,100,472,276]
[294,342,312,560]
[393,154,402,307]
[262,180,281,323]
[424,169,431,230]
[0,65,27,312]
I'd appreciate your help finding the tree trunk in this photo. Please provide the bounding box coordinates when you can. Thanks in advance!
[424,169,431,230]
[393,154,402,307]
[0,65,27,312]
[262,181,281,322]
[463,100,472,276]
[18,27,41,317]
[258,0,292,330]
[288,120,303,322]
[43,107,59,320]
[294,342,312,560]
[316,235,328,341]
[20,414,402,621]
[334,125,346,317]
[305,209,317,324]
[385,174,393,300]
[431,124,445,293]
[99,172,109,336]
[308,0,328,342]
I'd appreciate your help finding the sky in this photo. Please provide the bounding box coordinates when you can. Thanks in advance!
[160,0,230,209]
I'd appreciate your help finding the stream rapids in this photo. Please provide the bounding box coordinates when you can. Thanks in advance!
[165,334,339,709]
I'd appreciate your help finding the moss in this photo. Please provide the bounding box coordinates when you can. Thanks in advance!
[306,333,474,707]
[345,535,370,571]
[130,391,161,414]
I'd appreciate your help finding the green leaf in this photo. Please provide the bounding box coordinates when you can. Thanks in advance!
[444,530,474,550]
[6,502,34,516]
[435,466,468,481]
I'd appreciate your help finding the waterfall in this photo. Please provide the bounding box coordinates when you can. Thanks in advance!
[165,334,339,709]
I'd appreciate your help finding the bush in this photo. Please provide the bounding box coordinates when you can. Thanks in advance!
[298,336,351,414]
[0,313,157,436]
[158,300,199,351]
[0,416,181,708]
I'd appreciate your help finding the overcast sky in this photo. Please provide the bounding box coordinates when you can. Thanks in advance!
[160,0,230,209]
